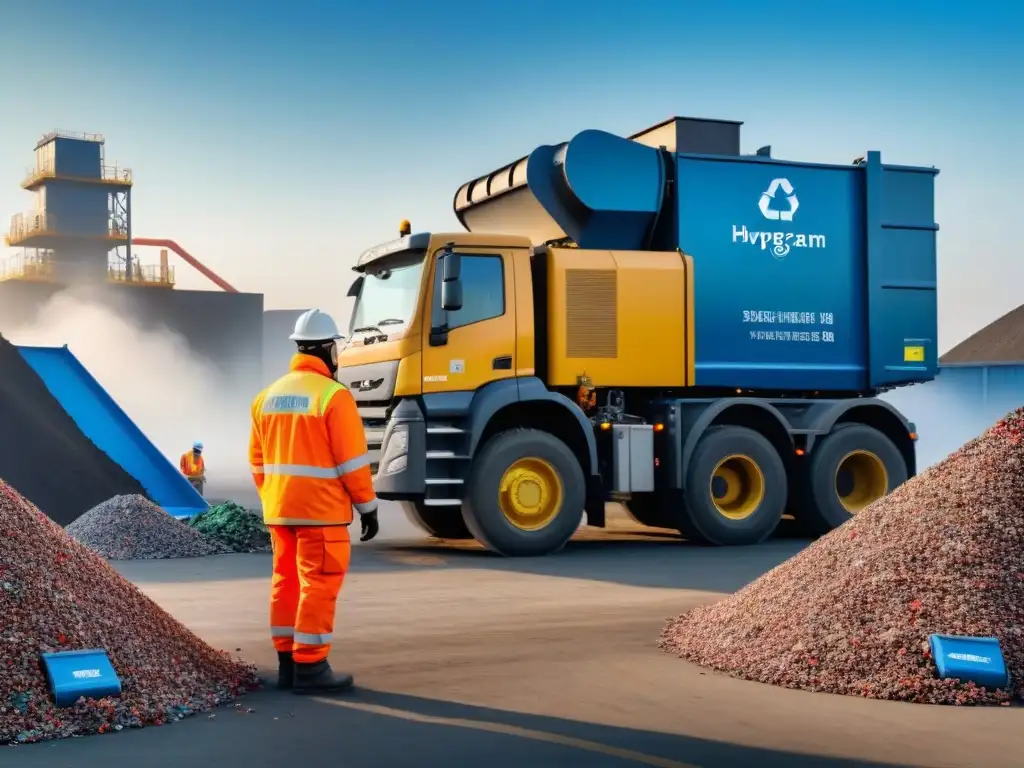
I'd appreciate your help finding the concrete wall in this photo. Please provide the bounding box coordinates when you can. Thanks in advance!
[111,285,265,395]
[262,309,309,387]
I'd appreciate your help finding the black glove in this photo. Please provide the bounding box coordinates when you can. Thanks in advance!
[359,510,379,542]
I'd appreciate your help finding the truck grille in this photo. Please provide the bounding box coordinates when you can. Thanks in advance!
[357,401,391,474]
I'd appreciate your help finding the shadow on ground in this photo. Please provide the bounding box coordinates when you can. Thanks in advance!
[13,686,905,768]
[381,534,807,591]
[113,532,808,593]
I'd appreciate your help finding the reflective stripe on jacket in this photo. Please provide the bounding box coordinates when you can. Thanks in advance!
[249,354,378,526]
[180,452,205,478]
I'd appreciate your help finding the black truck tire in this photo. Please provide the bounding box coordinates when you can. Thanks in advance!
[624,494,675,528]
[679,425,787,546]
[462,428,584,557]
[402,501,474,540]
[799,423,907,536]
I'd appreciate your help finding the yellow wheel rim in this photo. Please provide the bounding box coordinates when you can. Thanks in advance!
[498,457,563,531]
[835,450,888,514]
[709,454,765,520]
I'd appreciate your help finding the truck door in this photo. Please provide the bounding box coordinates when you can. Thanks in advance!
[420,248,516,394]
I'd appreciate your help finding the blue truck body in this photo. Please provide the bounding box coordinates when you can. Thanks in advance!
[495,124,940,395]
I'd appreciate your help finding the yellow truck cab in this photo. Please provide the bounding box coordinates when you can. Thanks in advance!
[339,230,611,555]
[339,116,936,558]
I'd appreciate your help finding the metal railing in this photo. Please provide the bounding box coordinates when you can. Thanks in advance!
[6,211,130,244]
[22,162,132,187]
[37,130,104,145]
[0,252,55,282]
[6,211,55,243]
[107,261,175,287]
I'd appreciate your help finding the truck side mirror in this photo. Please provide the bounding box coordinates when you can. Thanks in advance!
[439,247,463,312]
[346,275,364,298]
[442,250,461,282]
[441,280,463,312]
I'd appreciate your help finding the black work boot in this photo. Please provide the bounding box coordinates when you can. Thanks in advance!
[277,652,295,690]
[292,660,354,695]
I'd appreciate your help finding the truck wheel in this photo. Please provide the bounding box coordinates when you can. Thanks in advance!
[679,426,786,546]
[624,494,674,528]
[800,424,907,536]
[401,502,474,540]
[462,429,584,557]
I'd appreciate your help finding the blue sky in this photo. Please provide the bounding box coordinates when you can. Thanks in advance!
[1,0,1020,350]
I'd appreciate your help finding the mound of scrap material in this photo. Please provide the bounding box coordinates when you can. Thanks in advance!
[0,481,258,744]
[0,334,148,525]
[660,409,1024,705]
[187,501,271,553]
[67,495,231,560]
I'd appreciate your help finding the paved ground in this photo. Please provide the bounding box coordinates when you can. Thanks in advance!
[12,506,1024,768]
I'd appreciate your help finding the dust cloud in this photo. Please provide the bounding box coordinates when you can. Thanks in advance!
[4,289,255,503]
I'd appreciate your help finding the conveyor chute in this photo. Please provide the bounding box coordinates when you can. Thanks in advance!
[453,129,666,250]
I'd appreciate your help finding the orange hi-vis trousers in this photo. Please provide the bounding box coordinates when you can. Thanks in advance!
[269,525,352,664]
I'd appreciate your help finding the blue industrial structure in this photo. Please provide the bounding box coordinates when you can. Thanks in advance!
[2,131,147,285]
[16,343,209,518]
[882,362,1024,469]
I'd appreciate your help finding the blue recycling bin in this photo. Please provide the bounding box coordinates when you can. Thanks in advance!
[929,634,1009,690]
[40,648,122,707]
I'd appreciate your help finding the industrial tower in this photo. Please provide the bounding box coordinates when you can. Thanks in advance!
[2,131,168,286]
[0,129,264,396]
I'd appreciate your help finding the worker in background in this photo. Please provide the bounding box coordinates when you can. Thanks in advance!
[249,308,380,695]
[180,441,206,496]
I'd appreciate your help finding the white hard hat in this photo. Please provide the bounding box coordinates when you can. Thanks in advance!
[289,309,342,342]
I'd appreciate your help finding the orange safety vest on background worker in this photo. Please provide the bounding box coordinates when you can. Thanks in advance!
[249,343,378,695]
[179,449,205,478]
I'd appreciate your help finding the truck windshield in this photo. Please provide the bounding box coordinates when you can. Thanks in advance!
[349,256,425,334]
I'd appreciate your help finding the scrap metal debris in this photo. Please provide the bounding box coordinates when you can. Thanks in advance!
[659,408,1024,705]
[66,495,230,560]
[0,480,259,744]
[187,501,271,553]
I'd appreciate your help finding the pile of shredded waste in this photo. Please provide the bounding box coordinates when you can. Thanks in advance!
[0,479,259,744]
[67,495,230,560]
[187,501,271,553]
[660,408,1024,705]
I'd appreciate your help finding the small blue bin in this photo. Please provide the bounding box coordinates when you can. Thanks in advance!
[40,648,122,707]
[928,634,1009,690]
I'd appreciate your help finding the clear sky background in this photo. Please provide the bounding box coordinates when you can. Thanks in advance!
[0,0,1020,352]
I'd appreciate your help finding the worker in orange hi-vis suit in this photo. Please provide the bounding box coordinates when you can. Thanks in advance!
[179,441,206,496]
[249,308,380,695]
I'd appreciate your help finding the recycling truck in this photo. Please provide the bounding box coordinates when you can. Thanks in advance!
[338,115,939,557]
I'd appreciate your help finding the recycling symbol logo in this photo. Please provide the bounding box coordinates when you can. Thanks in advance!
[758,178,799,222]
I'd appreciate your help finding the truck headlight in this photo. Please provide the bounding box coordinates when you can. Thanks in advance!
[386,427,409,456]
[382,454,407,474]
[379,425,409,474]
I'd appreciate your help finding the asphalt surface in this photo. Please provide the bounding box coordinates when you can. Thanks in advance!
[10,505,1024,768]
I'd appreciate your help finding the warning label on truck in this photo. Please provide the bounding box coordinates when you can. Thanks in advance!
[743,310,836,343]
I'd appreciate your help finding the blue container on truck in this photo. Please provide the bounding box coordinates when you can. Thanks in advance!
[508,122,939,394]
[338,115,939,557]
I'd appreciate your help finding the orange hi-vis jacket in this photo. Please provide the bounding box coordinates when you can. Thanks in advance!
[180,451,205,478]
[249,354,378,527]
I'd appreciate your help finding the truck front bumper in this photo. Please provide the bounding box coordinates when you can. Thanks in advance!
[372,398,427,499]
